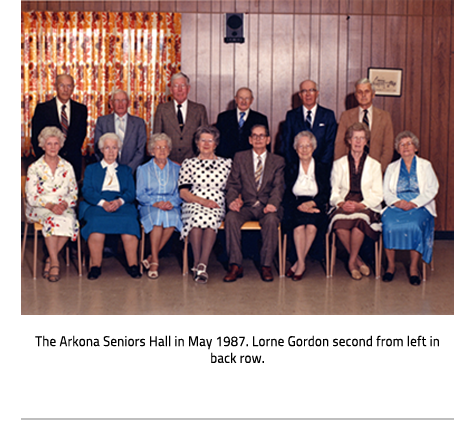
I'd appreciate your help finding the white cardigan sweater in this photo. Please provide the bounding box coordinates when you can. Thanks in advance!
[383,156,439,217]
[330,154,383,213]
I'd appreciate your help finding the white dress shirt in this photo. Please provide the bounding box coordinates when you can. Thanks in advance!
[55,98,70,123]
[359,105,373,129]
[174,99,188,124]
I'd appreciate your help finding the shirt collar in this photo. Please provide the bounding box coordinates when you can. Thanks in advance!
[100,159,118,169]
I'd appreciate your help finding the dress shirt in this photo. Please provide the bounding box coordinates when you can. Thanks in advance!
[114,113,128,135]
[236,108,250,123]
[359,105,373,130]
[99,160,124,206]
[292,158,318,197]
[174,99,188,124]
[252,149,267,205]
[303,104,318,128]
[55,98,70,123]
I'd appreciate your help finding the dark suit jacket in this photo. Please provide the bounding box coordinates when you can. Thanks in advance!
[281,104,337,181]
[215,108,269,159]
[31,97,88,179]
[153,100,208,164]
[94,113,147,173]
[225,150,285,211]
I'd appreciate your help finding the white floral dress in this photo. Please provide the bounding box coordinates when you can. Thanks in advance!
[25,156,79,240]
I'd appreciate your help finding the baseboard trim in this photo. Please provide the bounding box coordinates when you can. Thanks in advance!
[435,231,454,240]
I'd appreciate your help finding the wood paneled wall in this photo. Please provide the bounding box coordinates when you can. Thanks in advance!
[21,1,454,231]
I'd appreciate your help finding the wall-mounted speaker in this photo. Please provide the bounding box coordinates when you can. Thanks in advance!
[224,13,244,44]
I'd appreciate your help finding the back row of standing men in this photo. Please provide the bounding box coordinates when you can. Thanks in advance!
[30,72,394,183]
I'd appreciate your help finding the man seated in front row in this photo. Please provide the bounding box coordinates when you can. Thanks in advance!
[223,124,285,282]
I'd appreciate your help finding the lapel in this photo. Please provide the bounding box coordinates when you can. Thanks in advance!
[165,101,181,133]
[49,98,61,127]
[260,152,273,190]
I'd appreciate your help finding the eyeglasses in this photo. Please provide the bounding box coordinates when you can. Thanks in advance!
[251,134,268,140]
[154,145,170,150]
[300,89,317,95]
[350,136,367,142]
[199,138,215,144]
[399,141,414,148]
[297,144,313,150]
[172,84,188,90]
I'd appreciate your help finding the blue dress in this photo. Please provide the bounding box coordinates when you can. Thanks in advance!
[136,158,183,234]
[79,162,141,241]
[381,157,434,263]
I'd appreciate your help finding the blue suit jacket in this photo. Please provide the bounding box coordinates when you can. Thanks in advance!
[281,104,337,181]
[94,113,147,173]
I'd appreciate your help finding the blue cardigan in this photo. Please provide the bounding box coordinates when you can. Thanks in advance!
[79,162,136,220]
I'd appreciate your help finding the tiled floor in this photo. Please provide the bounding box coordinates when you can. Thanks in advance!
[21,238,454,315]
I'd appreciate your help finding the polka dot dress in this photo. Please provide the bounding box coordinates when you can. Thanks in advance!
[178,156,232,239]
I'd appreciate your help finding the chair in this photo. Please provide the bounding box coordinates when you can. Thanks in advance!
[182,221,284,277]
[422,258,434,281]
[325,230,382,279]
[21,175,82,279]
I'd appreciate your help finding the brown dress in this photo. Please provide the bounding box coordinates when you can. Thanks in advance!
[329,152,380,240]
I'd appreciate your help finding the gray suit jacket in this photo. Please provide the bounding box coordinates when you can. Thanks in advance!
[153,100,208,164]
[94,113,147,173]
[225,149,285,211]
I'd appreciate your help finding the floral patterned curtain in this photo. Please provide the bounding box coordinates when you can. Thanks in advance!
[21,11,181,156]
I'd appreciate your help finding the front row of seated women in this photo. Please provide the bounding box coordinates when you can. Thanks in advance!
[26,123,438,285]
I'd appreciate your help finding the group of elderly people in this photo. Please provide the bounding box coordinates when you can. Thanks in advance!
[26,116,438,286]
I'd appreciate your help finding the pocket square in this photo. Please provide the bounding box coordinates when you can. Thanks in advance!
[319,123,325,127]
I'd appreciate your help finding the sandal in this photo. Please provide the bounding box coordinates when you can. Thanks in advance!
[192,263,208,284]
[148,263,159,279]
[48,265,61,282]
[142,256,151,270]
[43,259,51,279]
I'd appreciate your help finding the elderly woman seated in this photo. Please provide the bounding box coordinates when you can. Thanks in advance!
[328,122,383,280]
[283,131,329,281]
[25,126,79,282]
[381,131,439,285]
[79,132,141,280]
[136,133,182,279]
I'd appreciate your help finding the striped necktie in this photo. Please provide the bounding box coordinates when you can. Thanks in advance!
[255,155,263,190]
[117,117,125,142]
[238,111,245,129]
[61,105,68,136]
[362,109,370,129]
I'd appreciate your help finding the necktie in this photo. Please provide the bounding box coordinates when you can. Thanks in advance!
[306,110,312,129]
[117,117,125,142]
[177,104,184,131]
[362,109,370,129]
[362,109,370,152]
[255,155,263,191]
[238,111,245,129]
[61,105,68,136]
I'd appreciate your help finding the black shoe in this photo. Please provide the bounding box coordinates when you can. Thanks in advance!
[87,266,102,280]
[409,275,421,286]
[382,272,395,282]
[127,265,142,279]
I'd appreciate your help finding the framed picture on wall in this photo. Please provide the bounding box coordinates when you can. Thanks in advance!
[368,67,403,96]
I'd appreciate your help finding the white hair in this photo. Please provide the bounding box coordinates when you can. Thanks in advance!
[38,126,66,149]
[98,132,123,151]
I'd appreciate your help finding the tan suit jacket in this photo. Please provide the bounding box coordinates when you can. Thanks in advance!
[153,100,208,164]
[334,106,394,171]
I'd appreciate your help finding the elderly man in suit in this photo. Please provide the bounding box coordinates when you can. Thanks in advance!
[334,78,394,172]
[215,87,269,159]
[94,89,146,173]
[281,79,337,182]
[223,124,285,282]
[31,73,88,181]
[153,72,208,164]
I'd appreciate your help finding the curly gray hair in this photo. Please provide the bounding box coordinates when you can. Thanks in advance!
[38,126,66,149]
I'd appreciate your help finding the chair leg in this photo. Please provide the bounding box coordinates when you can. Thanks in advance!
[21,222,29,265]
[330,232,337,277]
[183,236,188,276]
[140,227,145,274]
[281,234,289,277]
[33,227,38,280]
[325,232,330,277]
[278,226,283,277]
[374,236,381,279]
[422,261,427,282]
[77,232,82,277]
